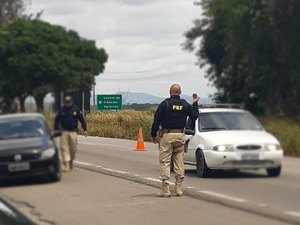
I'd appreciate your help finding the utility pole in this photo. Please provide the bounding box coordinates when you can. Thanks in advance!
[82,91,85,114]
[93,84,96,109]
[60,91,64,107]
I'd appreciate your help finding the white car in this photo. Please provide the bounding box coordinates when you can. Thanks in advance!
[183,105,283,177]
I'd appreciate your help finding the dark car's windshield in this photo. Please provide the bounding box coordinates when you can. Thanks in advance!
[199,111,264,132]
[0,118,47,140]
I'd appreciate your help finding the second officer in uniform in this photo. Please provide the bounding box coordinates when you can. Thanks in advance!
[151,84,199,197]
[55,96,87,172]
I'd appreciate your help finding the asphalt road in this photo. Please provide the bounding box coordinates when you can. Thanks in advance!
[0,135,299,225]
[75,136,300,222]
[0,168,291,225]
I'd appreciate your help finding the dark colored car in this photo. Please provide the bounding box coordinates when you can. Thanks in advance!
[0,113,62,182]
[0,197,38,225]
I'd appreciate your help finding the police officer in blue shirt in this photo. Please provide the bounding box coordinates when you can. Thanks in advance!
[151,84,199,197]
[55,96,87,172]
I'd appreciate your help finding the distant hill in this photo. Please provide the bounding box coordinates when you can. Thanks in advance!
[117,92,213,105]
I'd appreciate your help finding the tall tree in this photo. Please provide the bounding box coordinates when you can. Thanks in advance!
[0,0,29,111]
[184,0,300,117]
[0,0,27,27]
[0,19,108,112]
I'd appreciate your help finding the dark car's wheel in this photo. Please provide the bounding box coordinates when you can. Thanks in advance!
[48,164,62,182]
[196,150,211,178]
[267,166,281,177]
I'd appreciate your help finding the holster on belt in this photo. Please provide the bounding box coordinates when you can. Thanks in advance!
[156,129,164,143]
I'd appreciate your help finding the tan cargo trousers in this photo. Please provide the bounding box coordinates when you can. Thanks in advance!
[61,131,78,170]
[159,133,185,184]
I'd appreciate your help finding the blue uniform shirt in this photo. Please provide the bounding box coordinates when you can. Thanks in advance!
[151,95,199,137]
[54,104,87,132]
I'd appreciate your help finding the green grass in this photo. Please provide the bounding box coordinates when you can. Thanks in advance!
[46,110,300,157]
[259,117,300,157]
[85,110,153,142]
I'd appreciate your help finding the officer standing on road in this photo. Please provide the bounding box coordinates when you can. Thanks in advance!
[55,96,88,172]
[151,84,199,197]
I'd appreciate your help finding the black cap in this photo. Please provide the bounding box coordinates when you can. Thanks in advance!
[64,96,73,103]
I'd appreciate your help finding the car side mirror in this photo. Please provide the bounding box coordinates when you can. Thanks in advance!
[51,130,62,138]
[185,129,195,136]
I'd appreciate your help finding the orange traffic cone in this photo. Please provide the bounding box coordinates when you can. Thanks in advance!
[136,128,146,151]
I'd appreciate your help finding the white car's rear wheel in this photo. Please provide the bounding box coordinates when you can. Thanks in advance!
[267,166,281,177]
[196,150,211,178]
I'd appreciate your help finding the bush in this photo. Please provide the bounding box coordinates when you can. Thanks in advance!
[259,117,300,157]
[85,110,153,142]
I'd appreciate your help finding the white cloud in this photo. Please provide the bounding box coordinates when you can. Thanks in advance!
[29,0,214,98]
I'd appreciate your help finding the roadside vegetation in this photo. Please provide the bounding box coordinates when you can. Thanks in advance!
[258,117,300,157]
[185,0,300,118]
[46,110,299,157]
[85,111,153,142]
[0,0,108,113]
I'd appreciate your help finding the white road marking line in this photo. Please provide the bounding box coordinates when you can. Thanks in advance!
[74,160,173,186]
[199,191,248,203]
[74,160,251,205]
[144,177,174,185]
[115,170,128,174]
[145,177,161,183]
[102,168,116,172]
[285,212,300,218]
[75,161,128,174]
[74,161,93,166]
[100,168,127,174]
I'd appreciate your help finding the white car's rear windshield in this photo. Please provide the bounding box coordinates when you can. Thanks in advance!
[199,111,264,132]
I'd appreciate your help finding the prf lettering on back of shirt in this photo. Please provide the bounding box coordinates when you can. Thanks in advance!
[172,105,183,111]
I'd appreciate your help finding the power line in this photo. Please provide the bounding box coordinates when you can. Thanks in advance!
[105,63,193,74]
[99,69,195,81]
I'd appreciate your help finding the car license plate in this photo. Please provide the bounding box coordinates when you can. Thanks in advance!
[241,153,259,160]
[8,163,30,172]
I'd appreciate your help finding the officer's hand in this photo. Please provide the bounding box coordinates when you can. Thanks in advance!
[192,93,200,103]
[84,131,88,137]
[152,137,158,144]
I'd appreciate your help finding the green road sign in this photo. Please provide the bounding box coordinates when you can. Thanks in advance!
[97,94,122,110]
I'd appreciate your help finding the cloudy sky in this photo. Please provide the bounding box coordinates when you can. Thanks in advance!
[29,0,215,98]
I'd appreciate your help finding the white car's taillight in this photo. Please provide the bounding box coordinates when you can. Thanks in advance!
[212,144,235,152]
[264,144,282,151]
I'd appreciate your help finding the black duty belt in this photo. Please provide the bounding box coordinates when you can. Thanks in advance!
[62,129,77,132]
[163,129,184,133]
